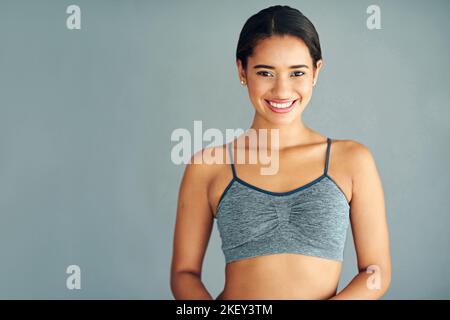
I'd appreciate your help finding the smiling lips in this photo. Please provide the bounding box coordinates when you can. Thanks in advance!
[265,99,298,113]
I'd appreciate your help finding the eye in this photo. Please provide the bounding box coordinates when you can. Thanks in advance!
[292,71,305,77]
[256,71,272,77]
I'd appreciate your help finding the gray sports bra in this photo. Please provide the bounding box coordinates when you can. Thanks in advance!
[214,137,350,264]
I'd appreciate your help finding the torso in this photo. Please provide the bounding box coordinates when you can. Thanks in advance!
[206,134,353,300]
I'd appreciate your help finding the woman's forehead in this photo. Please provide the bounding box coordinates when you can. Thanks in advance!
[250,36,312,66]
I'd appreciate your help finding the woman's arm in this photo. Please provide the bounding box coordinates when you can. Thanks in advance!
[170,149,217,300]
[330,142,391,300]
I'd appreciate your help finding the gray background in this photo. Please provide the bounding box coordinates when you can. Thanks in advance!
[0,0,449,299]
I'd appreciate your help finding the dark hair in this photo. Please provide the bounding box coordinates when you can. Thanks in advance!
[236,5,322,71]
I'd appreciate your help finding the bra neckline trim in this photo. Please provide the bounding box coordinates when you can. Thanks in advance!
[234,173,327,196]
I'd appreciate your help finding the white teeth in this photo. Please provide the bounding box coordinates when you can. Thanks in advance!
[268,100,295,108]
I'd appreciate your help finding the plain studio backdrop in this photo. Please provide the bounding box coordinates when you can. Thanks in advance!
[0,0,449,299]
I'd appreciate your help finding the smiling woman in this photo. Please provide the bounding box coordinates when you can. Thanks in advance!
[237,23,323,125]
[170,5,391,300]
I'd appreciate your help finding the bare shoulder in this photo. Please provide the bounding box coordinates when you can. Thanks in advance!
[182,144,227,186]
[330,137,378,186]
[344,139,377,172]
[333,138,381,192]
[331,138,375,165]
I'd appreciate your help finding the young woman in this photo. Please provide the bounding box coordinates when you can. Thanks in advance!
[170,5,391,300]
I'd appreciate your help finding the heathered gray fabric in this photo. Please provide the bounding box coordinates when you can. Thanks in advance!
[214,138,350,264]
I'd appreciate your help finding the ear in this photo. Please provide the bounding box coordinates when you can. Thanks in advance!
[313,59,323,86]
[236,59,246,82]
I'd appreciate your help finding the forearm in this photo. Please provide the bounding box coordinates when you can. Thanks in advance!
[171,271,214,300]
[329,267,391,300]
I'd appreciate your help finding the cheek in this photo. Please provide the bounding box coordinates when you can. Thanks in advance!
[297,81,313,95]
[248,82,269,100]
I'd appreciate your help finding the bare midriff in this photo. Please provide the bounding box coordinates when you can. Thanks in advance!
[216,253,342,300]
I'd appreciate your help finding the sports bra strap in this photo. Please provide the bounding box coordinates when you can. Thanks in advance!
[227,142,237,179]
[324,137,332,175]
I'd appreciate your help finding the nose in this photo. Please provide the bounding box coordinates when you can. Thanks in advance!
[272,76,294,99]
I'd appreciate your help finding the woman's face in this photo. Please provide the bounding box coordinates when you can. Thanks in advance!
[237,35,322,126]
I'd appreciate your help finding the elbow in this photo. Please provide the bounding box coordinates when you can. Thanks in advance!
[362,263,391,299]
[170,269,202,299]
[170,272,177,298]
[170,270,183,298]
[378,262,391,296]
[377,265,392,298]
[381,267,391,296]
[170,272,184,300]
[170,270,185,297]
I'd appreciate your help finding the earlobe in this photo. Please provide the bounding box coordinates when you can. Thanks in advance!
[236,59,246,85]
[313,60,323,87]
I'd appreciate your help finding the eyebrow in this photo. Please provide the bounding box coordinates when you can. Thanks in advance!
[253,64,309,69]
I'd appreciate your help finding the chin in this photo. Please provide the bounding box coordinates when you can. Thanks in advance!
[260,112,300,126]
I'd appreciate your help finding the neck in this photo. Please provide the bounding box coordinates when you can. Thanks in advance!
[248,116,313,150]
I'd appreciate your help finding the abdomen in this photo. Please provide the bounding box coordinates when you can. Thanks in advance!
[218,253,342,300]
